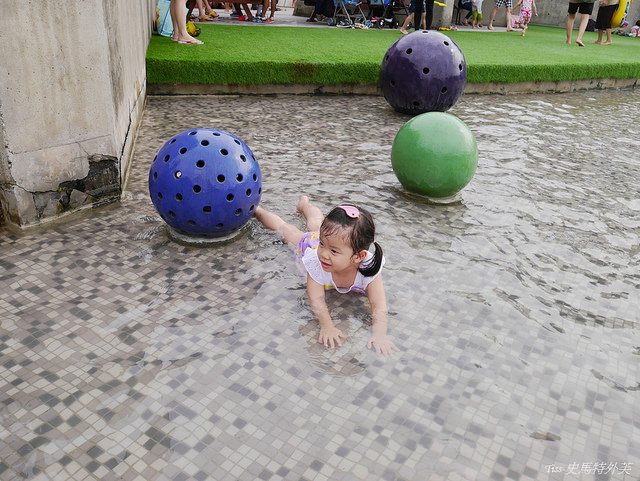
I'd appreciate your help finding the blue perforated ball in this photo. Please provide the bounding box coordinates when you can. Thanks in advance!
[149,128,262,238]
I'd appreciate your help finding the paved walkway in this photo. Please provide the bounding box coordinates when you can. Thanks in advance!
[194,5,510,31]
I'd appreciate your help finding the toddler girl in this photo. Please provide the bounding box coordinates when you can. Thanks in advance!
[255,196,399,357]
[512,0,537,35]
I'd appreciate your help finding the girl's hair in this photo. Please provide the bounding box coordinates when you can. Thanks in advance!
[320,205,383,277]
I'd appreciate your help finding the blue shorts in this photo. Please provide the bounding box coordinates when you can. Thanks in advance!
[408,0,426,12]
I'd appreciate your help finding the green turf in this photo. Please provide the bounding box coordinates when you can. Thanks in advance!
[146,24,640,85]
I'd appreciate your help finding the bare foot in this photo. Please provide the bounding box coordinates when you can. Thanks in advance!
[472,25,477,29]
[521,30,525,36]
[400,28,408,35]
[603,41,612,45]
[478,23,483,27]
[565,40,571,44]
[487,24,494,30]
[576,39,585,46]
[593,40,602,44]
[297,195,310,215]
[506,28,515,32]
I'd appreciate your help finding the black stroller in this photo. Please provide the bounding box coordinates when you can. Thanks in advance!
[368,0,409,29]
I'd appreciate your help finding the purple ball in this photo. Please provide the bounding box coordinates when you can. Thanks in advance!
[379,30,467,115]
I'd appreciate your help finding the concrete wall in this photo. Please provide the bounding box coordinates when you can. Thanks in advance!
[0,0,156,228]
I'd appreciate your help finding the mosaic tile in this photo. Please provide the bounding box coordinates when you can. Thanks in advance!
[1,91,639,480]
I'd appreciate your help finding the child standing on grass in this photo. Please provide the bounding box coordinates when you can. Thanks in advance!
[254,196,399,357]
[512,0,537,35]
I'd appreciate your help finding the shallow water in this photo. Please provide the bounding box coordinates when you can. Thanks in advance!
[1,90,639,481]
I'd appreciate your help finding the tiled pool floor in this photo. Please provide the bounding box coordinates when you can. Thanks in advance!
[1,91,639,481]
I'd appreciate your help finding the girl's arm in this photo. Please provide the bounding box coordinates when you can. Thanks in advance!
[532,0,537,15]
[307,275,345,348]
[366,275,399,357]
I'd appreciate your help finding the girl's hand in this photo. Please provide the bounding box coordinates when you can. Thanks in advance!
[367,335,400,357]
[318,326,345,348]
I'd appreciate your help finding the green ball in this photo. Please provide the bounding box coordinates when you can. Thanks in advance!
[391,112,478,198]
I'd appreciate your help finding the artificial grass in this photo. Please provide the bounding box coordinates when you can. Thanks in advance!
[146,24,640,86]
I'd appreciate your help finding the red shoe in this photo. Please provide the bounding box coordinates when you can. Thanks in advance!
[265,17,274,22]
[238,15,247,21]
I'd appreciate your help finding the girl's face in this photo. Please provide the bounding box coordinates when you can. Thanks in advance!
[317,231,361,273]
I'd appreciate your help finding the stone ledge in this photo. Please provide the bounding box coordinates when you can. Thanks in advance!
[148,77,638,96]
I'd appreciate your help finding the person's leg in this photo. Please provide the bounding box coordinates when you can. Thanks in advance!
[603,27,612,44]
[400,12,414,33]
[594,28,603,43]
[421,11,426,28]
[576,12,589,45]
[566,11,576,43]
[414,0,424,30]
[487,5,499,29]
[424,0,434,29]
[505,7,513,30]
[170,0,181,39]
[297,196,324,232]
[521,22,527,35]
[255,207,305,246]
[267,0,276,21]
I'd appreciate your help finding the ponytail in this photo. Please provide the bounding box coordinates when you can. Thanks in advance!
[359,241,383,277]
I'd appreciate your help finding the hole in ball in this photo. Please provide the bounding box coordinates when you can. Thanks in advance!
[226,194,234,201]
[154,155,157,162]
[423,67,430,74]
[188,220,196,226]
[157,192,163,199]
[213,132,221,136]
[246,189,252,196]
[216,223,224,228]
[176,193,183,201]
[217,175,225,183]
[163,155,170,162]
[169,211,176,218]
[203,206,212,213]
[240,155,246,162]
[390,80,396,87]
[179,147,187,154]
[196,160,205,168]
[406,48,412,54]
[236,174,243,182]
[189,131,197,135]
[258,187,262,194]
[193,185,201,193]
[170,139,176,144]
[249,205,255,212]
[201,140,209,146]
[459,63,463,71]
[441,87,448,93]
[235,209,242,216]
[153,172,157,180]
[234,139,241,145]
[413,101,420,106]
[220,149,228,156]
[444,41,449,46]
[175,171,182,179]
[253,174,257,181]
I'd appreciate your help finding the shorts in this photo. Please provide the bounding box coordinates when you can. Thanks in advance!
[408,0,427,12]
[568,1,594,15]
[494,0,513,8]
[472,10,483,20]
[595,3,617,29]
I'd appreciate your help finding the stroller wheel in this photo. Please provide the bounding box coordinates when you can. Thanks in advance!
[391,17,398,28]
[376,17,385,28]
